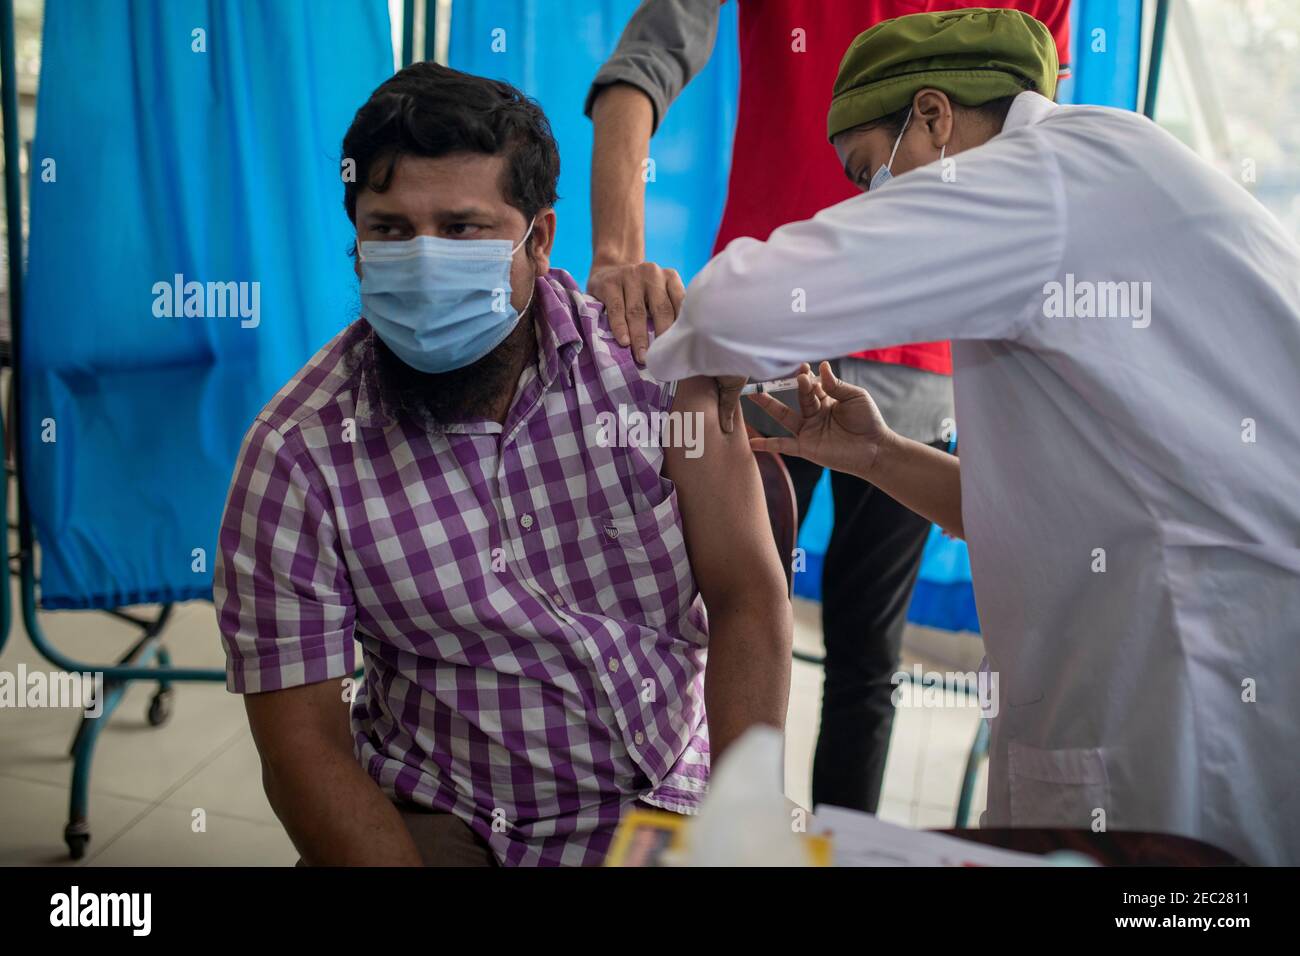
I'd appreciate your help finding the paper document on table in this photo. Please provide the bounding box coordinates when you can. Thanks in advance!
[812,805,1053,867]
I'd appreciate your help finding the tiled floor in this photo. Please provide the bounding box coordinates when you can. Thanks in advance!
[0,589,986,865]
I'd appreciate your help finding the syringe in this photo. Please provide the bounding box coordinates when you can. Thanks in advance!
[738,377,800,396]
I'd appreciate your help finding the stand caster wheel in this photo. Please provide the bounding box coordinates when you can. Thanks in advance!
[65,825,90,860]
[147,689,174,727]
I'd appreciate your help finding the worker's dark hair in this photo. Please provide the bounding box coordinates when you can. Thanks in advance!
[865,91,1026,138]
[341,61,560,226]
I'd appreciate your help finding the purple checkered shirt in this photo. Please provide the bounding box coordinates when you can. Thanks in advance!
[214,269,710,865]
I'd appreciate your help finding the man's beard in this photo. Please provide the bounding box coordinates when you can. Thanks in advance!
[361,305,537,430]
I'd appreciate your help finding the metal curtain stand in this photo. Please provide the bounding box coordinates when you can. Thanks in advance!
[0,0,224,860]
[1142,0,1170,120]
[401,0,438,68]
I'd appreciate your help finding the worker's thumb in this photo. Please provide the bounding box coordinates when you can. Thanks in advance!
[818,361,857,400]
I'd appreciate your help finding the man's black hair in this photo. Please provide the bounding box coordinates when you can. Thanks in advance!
[342,61,560,226]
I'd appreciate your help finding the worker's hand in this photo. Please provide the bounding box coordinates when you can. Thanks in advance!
[748,362,894,481]
[588,259,745,433]
[588,259,685,365]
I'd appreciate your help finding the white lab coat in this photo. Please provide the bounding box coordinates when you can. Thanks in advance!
[648,92,1300,864]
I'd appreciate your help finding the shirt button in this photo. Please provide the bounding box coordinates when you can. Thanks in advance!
[607,658,620,673]
[520,513,534,530]
[553,593,565,606]
[634,731,645,746]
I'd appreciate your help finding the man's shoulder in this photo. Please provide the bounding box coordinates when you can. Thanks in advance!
[252,320,370,442]
[541,267,618,345]
[541,268,677,408]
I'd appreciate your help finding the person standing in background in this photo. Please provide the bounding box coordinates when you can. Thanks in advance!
[584,0,1071,814]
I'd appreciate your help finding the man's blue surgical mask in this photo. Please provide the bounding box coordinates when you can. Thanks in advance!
[869,107,912,192]
[359,218,536,373]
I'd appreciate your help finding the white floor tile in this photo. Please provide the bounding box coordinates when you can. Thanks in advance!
[914,705,983,812]
[88,802,297,867]
[2,681,245,803]
[0,774,153,866]
[161,730,280,827]
[879,705,931,806]
[913,804,958,829]
[782,657,822,810]
[875,797,912,827]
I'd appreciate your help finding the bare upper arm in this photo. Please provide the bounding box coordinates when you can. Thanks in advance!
[662,377,787,616]
[244,678,354,771]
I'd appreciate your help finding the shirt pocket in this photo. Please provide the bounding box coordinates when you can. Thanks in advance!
[1007,741,1110,831]
[576,490,695,628]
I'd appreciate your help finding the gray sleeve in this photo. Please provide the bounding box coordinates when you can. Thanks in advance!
[584,0,721,134]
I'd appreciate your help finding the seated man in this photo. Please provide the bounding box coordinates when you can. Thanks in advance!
[213,62,792,867]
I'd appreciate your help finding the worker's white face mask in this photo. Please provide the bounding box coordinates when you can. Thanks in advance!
[869,107,912,192]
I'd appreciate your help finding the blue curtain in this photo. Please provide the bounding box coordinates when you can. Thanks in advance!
[21,0,394,608]
[1058,0,1145,108]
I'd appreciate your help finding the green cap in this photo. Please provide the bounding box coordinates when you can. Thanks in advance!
[827,7,1058,141]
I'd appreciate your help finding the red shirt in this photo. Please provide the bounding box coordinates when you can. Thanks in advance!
[714,0,1072,374]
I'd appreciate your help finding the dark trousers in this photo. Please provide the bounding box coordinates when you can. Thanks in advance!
[784,450,938,814]
[295,804,497,867]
